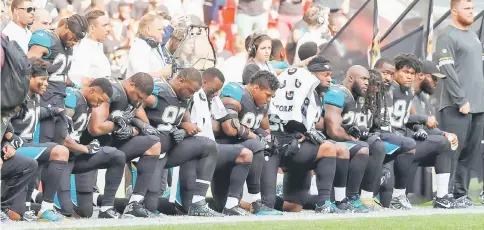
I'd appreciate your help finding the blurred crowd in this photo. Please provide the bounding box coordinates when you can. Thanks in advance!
[0,0,352,80]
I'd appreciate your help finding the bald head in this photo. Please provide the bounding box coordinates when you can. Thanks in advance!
[31,8,52,32]
[345,65,369,97]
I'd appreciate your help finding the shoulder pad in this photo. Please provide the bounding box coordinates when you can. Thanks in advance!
[323,86,345,108]
[29,30,52,56]
[64,87,78,109]
[220,82,243,102]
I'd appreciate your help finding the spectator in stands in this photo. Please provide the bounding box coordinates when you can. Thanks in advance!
[3,0,34,54]
[212,29,232,63]
[236,0,271,39]
[31,0,58,22]
[126,13,172,78]
[293,4,330,65]
[218,35,247,84]
[107,0,125,19]
[241,33,274,84]
[269,39,289,75]
[165,0,205,24]
[68,10,112,87]
[328,11,348,36]
[273,0,305,45]
[30,8,52,32]
[111,2,137,48]
[83,0,105,13]
[50,0,84,16]
[285,19,308,64]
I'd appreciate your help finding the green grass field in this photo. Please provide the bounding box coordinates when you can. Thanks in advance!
[88,214,484,230]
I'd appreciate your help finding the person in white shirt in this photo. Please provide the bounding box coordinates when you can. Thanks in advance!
[126,13,172,79]
[218,35,247,84]
[293,4,331,65]
[30,8,52,32]
[3,0,34,54]
[68,10,112,87]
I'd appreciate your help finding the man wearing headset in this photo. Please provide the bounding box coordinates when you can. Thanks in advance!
[293,4,331,65]
[126,13,173,79]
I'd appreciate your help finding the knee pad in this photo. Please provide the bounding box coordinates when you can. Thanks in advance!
[400,137,416,152]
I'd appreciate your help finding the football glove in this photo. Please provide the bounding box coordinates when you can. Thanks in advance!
[170,127,187,143]
[8,134,24,149]
[87,139,100,155]
[113,124,134,140]
[343,124,361,139]
[131,118,160,136]
[412,128,428,141]
[305,129,327,145]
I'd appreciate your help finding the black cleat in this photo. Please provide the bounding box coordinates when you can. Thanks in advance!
[251,200,282,215]
[222,205,251,216]
[99,208,121,219]
[122,201,150,218]
[188,200,225,217]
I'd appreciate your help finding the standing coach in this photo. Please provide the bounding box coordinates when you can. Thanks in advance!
[435,0,484,206]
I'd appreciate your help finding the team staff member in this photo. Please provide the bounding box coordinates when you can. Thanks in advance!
[68,10,112,87]
[435,0,484,206]
[126,13,172,79]
[241,33,275,85]
[3,0,34,54]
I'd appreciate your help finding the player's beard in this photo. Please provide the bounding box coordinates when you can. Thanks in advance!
[421,79,434,95]
[352,83,365,97]
[457,14,474,26]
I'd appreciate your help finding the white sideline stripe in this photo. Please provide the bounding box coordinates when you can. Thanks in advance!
[195,179,211,185]
[6,207,484,229]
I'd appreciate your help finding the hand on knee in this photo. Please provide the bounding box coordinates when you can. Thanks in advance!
[50,145,70,161]
[144,142,161,156]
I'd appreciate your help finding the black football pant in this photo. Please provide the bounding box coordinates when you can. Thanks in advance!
[438,108,484,197]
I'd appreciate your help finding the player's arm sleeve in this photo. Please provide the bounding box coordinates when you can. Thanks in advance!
[28,30,52,57]
[435,34,468,107]
[426,127,445,136]
[407,114,428,125]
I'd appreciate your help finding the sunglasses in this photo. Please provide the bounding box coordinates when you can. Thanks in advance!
[18,7,35,13]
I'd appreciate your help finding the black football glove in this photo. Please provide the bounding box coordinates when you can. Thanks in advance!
[86,139,100,155]
[305,129,327,145]
[412,128,428,141]
[131,118,160,136]
[170,127,187,143]
[343,124,361,139]
[108,111,130,127]
[113,124,134,140]
[7,134,24,149]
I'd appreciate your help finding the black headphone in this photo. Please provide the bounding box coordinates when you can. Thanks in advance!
[139,35,160,48]
[248,33,267,58]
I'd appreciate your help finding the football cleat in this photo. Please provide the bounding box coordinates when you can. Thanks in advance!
[188,200,225,217]
[315,201,343,214]
[22,210,38,222]
[37,209,65,222]
[455,195,474,207]
[251,200,282,216]
[223,205,251,216]
[122,201,150,218]
[98,208,121,219]
[347,195,370,213]
[389,195,412,210]
[361,197,382,211]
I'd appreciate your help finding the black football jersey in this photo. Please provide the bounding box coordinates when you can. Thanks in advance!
[65,87,90,141]
[219,83,269,132]
[389,82,413,135]
[145,78,191,132]
[10,94,41,142]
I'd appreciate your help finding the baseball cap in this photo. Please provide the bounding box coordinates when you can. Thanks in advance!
[421,60,446,79]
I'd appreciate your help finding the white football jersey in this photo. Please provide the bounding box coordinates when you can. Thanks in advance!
[191,89,227,140]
